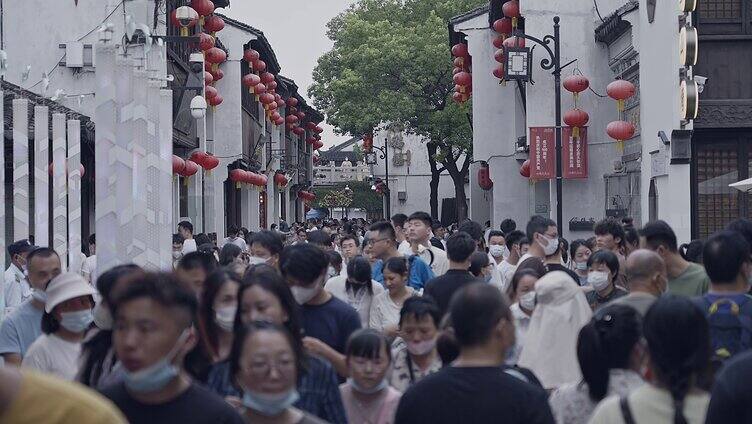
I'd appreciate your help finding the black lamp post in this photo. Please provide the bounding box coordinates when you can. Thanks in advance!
[503,16,576,230]
[365,141,390,219]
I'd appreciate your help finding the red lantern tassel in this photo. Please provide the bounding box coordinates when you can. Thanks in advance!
[617,140,624,152]
[573,127,580,139]
[512,17,518,28]
[184,176,190,187]
[180,27,189,37]
[617,99,624,112]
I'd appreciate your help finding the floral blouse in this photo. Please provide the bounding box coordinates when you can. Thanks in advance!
[388,338,442,393]
[548,369,644,424]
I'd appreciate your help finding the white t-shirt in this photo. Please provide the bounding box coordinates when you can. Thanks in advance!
[181,238,198,255]
[81,255,97,284]
[369,288,416,332]
[497,259,517,293]
[589,384,709,424]
[4,264,31,314]
[221,237,247,251]
[325,275,384,327]
[22,334,82,380]
[506,303,532,365]
[397,240,412,256]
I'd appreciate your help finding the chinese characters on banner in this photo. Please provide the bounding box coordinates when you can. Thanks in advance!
[528,126,589,179]
[562,127,588,178]
[529,127,555,179]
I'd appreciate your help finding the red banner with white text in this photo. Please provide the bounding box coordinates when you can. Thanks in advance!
[529,127,555,179]
[562,127,588,179]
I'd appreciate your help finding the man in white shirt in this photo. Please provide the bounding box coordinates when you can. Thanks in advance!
[81,234,97,285]
[178,221,197,255]
[220,225,247,251]
[391,213,413,256]
[407,212,449,276]
[497,230,527,292]
[3,240,35,316]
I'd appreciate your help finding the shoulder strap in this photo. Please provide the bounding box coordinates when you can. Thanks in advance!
[619,396,636,424]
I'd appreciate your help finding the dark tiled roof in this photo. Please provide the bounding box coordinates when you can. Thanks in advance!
[595,0,639,44]
[449,4,490,26]
[216,13,281,74]
[2,80,94,143]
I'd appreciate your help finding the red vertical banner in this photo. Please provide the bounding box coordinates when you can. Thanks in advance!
[562,127,589,179]
[529,127,556,179]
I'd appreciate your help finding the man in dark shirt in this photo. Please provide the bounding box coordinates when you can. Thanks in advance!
[706,349,752,423]
[544,237,581,283]
[424,232,479,316]
[100,273,243,424]
[395,283,554,424]
[280,243,361,377]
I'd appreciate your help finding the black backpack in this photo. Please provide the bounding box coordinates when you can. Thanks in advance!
[698,295,752,361]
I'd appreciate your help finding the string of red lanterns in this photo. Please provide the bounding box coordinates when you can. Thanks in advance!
[478,162,493,191]
[606,79,636,151]
[491,1,523,83]
[562,74,590,140]
[451,42,471,104]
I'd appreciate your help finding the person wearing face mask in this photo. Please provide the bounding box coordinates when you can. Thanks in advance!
[520,215,560,263]
[249,230,285,269]
[328,251,344,280]
[0,247,61,366]
[3,239,35,316]
[469,251,494,282]
[505,269,541,365]
[172,234,185,268]
[281,244,361,378]
[544,237,583,287]
[207,266,347,423]
[407,212,449,277]
[78,264,143,389]
[498,230,527,291]
[231,321,328,424]
[610,249,666,316]
[23,272,96,380]
[569,239,593,286]
[585,250,628,311]
[221,226,248,251]
[100,272,243,424]
[325,256,385,327]
[390,297,443,393]
[177,251,219,298]
[424,233,480,317]
[487,230,508,266]
[218,244,243,267]
[341,329,402,424]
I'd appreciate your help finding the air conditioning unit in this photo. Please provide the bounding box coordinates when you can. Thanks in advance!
[398,191,407,201]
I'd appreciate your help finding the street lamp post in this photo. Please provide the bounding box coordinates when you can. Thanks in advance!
[503,16,576,230]
[365,140,390,219]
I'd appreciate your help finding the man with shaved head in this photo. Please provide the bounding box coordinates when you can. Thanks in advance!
[609,249,667,315]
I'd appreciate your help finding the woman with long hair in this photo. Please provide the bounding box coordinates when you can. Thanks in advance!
[589,295,711,423]
[324,256,384,327]
[505,268,541,365]
[549,304,644,423]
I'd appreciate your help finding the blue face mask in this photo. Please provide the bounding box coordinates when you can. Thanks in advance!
[60,309,94,333]
[123,330,189,393]
[349,377,389,395]
[242,389,300,416]
[32,289,47,303]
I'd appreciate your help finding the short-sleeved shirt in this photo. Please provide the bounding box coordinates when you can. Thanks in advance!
[4,263,31,313]
[586,286,628,310]
[100,381,244,424]
[372,256,435,290]
[423,270,480,317]
[301,296,362,354]
[706,349,752,423]
[22,334,82,380]
[369,288,417,332]
[669,262,710,297]
[0,299,44,357]
[325,276,384,327]
[389,338,442,393]
[0,370,127,424]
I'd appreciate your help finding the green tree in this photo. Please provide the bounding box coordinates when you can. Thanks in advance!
[309,0,482,221]
[313,181,383,217]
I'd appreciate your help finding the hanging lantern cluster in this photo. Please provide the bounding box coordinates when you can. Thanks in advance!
[491,0,522,82]
[477,162,493,191]
[180,1,225,109]
[173,155,200,184]
[274,171,289,188]
[562,74,590,139]
[297,190,316,202]
[189,150,220,173]
[229,169,268,189]
[605,79,636,151]
[451,43,472,104]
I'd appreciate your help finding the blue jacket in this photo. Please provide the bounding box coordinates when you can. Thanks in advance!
[372,255,435,290]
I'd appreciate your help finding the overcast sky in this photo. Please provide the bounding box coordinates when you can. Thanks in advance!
[221,0,356,148]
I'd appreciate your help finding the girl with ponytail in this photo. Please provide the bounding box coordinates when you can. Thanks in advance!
[589,295,711,424]
[549,304,645,423]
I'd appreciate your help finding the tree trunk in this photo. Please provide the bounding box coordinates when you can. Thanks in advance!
[443,150,471,223]
[426,142,442,219]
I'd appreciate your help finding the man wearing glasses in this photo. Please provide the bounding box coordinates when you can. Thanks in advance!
[367,221,434,291]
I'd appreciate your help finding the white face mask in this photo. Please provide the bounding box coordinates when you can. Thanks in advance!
[327,266,338,279]
[406,337,437,356]
[519,291,536,311]
[93,302,113,330]
[540,234,559,256]
[215,306,237,332]
[489,245,505,258]
[588,271,611,291]
[291,284,320,305]
[248,256,269,266]
[575,261,588,271]
[172,250,182,260]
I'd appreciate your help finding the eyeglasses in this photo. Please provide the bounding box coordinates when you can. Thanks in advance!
[366,238,390,246]
[243,357,296,377]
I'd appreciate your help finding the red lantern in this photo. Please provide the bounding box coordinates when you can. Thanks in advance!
[563,75,589,94]
[208,93,223,107]
[606,80,636,111]
[315,140,325,150]
[453,57,466,68]
[271,111,282,121]
[204,71,214,85]
[453,71,472,87]
[183,160,200,177]
[260,93,276,105]
[257,174,268,187]
[229,169,245,187]
[172,155,186,175]
[205,85,218,100]
[314,126,324,134]
[254,83,267,95]
[503,0,521,28]
[492,66,504,80]
[493,17,513,35]
[286,115,299,124]
[312,155,321,164]
[275,117,285,126]
[451,43,468,58]
[267,81,278,91]
[286,97,299,107]
[563,109,589,139]
[520,159,531,178]
[254,60,267,72]
[606,121,635,141]
[202,154,219,171]
[494,49,505,63]
[191,0,214,17]
[260,72,275,85]
[274,173,288,187]
[275,99,285,109]
[305,122,316,131]
[493,36,505,49]
[190,150,208,166]
[205,47,226,73]
[293,127,306,136]
[204,15,225,34]
[243,49,260,63]
[242,73,260,91]
[213,69,224,81]
[478,164,493,190]
[306,137,316,144]
[198,33,215,51]
[453,92,465,103]
[503,36,525,48]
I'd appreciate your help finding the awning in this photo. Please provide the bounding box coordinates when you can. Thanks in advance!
[730,177,752,192]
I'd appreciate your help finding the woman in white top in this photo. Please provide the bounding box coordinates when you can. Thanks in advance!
[23,272,96,380]
[505,268,541,365]
[518,271,592,389]
[549,304,644,424]
[589,296,711,424]
[325,256,384,326]
[369,257,416,336]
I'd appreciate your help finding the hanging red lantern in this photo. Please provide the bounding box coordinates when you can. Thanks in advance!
[275,99,285,109]
[606,80,636,111]
[306,137,317,144]
[493,36,505,49]
[503,36,525,48]
[306,122,317,131]
[198,33,215,51]
[274,173,288,187]
[243,49,260,64]
[254,60,267,72]
[563,109,589,139]
[260,72,275,84]
[286,97,299,108]
[502,0,521,27]
[202,154,219,171]
[453,57,466,68]
[493,17,513,35]
[519,159,531,178]
[293,127,306,136]
[205,85,218,100]
[257,174,268,187]
[267,81,278,91]
[254,83,267,95]
[229,169,245,188]
[190,150,208,166]
[478,163,493,191]
[204,15,225,35]
[493,65,505,80]
[286,115,299,124]
[451,43,468,58]
[260,93,276,105]
[208,93,223,107]
[172,155,186,175]
[452,67,462,75]
[275,117,285,126]
[606,121,635,150]
[494,49,505,63]
[242,73,261,92]
[205,47,226,72]
[314,126,324,134]
[191,0,214,19]
[563,75,590,94]
[453,71,472,87]
[271,111,282,121]
[213,69,224,82]
[183,160,200,177]
[453,92,466,104]
[204,71,214,85]
[312,155,321,164]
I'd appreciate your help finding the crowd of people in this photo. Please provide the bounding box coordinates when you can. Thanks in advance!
[1,211,752,423]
